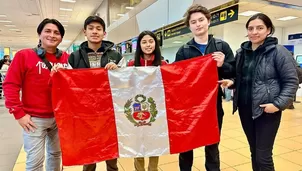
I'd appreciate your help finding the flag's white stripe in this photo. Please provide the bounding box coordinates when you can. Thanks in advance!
[108,67,170,157]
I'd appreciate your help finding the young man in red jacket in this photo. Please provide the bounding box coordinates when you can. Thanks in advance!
[3,19,69,171]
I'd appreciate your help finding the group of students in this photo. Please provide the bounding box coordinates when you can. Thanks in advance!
[3,3,299,171]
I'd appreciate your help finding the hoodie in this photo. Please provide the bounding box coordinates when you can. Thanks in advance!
[3,48,69,119]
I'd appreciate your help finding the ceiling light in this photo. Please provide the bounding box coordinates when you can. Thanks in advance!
[172,41,183,44]
[0,15,7,17]
[4,24,16,27]
[125,6,134,10]
[117,14,125,17]
[239,11,261,16]
[277,16,298,21]
[60,8,73,11]
[0,20,12,23]
[60,20,68,23]
[9,28,20,31]
[63,25,68,27]
[60,0,76,3]
[60,14,68,17]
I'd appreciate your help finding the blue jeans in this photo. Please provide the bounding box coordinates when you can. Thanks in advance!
[23,117,61,171]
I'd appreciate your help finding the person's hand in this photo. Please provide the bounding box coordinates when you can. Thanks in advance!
[212,52,225,67]
[17,114,37,133]
[51,63,64,73]
[105,62,118,70]
[218,79,234,88]
[260,103,279,113]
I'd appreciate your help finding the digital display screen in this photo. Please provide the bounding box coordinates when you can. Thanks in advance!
[132,38,138,52]
[121,42,126,54]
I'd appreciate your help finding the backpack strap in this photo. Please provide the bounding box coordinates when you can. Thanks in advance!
[32,48,53,71]
[214,38,223,52]
[74,50,81,68]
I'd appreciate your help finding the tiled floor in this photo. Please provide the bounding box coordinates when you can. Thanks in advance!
[0,99,23,171]
[13,100,302,171]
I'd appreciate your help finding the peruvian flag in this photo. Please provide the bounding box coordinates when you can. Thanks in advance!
[52,54,219,166]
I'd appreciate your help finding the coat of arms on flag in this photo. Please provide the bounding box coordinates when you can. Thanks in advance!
[125,94,158,127]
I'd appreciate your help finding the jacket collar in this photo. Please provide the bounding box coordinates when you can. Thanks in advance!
[140,55,155,66]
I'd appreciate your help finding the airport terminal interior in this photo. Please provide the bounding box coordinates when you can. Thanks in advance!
[1,0,302,170]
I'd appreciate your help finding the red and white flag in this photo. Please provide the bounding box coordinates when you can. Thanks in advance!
[52,54,219,166]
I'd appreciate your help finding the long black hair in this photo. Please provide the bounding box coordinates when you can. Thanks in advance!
[134,31,162,66]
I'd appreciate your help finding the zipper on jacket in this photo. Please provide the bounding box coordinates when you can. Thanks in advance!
[266,83,271,102]
[188,45,204,55]
[187,38,214,56]
[251,52,260,119]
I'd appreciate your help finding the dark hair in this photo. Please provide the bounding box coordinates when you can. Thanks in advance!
[246,13,275,36]
[37,18,65,37]
[184,4,211,27]
[3,55,10,59]
[134,31,162,66]
[84,16,106,31]
[3,59,9,63]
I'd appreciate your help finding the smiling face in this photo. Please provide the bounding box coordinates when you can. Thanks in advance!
[140,35,155,55]
[84,22,105,44]
[247,18,271,45]
[39,23,62,49]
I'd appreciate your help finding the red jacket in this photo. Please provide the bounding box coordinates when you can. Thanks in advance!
[3,49,69,119]
[127,55,167,66]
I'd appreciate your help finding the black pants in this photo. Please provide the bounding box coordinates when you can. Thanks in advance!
[179,99,224,171]
[238,106,281,171]
[83,159,118,171]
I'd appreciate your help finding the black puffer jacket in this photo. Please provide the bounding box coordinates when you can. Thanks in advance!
[233,37,299,119]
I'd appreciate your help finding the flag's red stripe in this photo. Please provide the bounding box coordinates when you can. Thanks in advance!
[52,69,119,166]
[160,55,220,154]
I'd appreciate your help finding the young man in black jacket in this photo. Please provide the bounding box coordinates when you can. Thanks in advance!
[68,16,121,171]
[68,16,122,71]
[175,4,235,171]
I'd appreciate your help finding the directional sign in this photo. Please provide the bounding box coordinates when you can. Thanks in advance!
[210,4,239,27]
[163,24,191,40]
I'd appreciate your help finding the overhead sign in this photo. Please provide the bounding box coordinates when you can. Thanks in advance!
[210,4,239,27]
[288,33,302,45]
[163,24,190,40]
[288,33,302,40]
